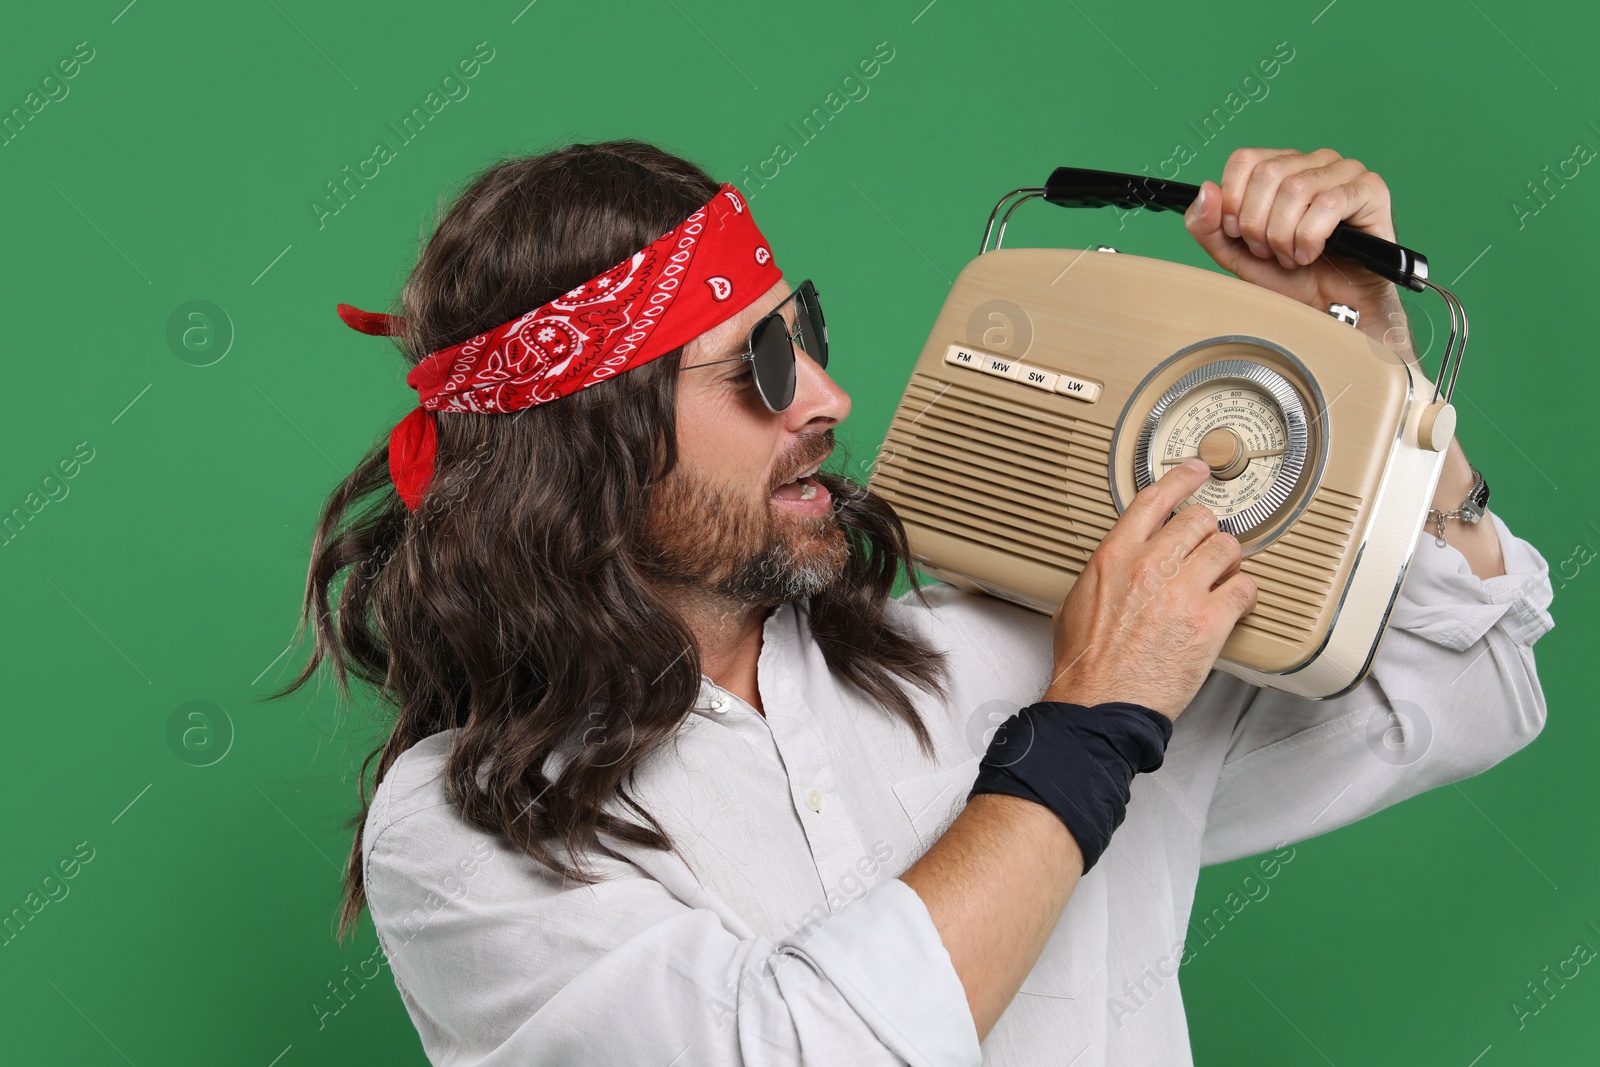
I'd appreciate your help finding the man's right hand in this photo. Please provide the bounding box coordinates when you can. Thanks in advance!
[1043,458,1258,719]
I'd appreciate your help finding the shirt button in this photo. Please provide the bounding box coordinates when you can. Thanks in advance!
[709,693,730,714]
[805,789,824,813]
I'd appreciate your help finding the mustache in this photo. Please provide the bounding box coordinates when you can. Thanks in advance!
[771,429,837,490]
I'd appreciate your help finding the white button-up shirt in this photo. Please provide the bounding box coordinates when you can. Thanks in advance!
[362,511,1552,1066]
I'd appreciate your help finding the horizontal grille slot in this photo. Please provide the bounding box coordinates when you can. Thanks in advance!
[880,427,1117,531]
[894,499,1086,573]
[880,469,1105,566]
[891,417,1118,519]
[877,375,1365,644]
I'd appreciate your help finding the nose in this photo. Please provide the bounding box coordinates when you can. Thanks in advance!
[785,346,850,429]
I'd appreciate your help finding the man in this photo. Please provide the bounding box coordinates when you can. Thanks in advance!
[276,139,1552,1065]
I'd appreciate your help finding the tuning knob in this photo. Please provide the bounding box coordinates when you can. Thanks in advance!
[1417,401,1456,452]
[1327,303,1360,327]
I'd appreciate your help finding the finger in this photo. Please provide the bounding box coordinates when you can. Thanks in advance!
[1184,180,1252,277]
[1145,501,1219,564]
[1263,157,1368,267]
[1297,168,1396,264]
[1235,148,1341,264]
[1112,459,1214,544]
[1210,554,1243,590]
[1212,569,1259,620]
[1185,179,1280,282]
[1178,526,1243,590]
[1218,147,1292,239]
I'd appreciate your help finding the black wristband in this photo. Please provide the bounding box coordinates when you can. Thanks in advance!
[966,701,1173,873]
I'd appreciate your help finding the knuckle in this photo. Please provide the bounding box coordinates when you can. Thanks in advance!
[1197,530,1233,560]
[1127,554,1158,584]
[1131,489,1169,518]
[1084,547,1118,580]
[1282,173,1313,199]
[1257,158,1286,181]
[1313,189,1343,213]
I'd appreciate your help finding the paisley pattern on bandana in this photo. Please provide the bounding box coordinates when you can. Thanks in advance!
[338,183,783,510]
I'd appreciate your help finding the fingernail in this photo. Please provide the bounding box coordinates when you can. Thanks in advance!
[1223,213,1239,238]
[1293,247,1311,265]
[1246,240,1267,258]
[1183,458,1208,473]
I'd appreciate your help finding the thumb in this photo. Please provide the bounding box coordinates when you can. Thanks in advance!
[1184,180,1250,276]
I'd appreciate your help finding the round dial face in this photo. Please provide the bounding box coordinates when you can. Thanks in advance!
[1151,380,1288,521]
[1131,358,1311,539]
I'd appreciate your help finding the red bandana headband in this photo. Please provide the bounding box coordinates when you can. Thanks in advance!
[336,183,782,511]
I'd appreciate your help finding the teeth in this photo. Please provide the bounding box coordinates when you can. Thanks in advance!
[798,481,817,500]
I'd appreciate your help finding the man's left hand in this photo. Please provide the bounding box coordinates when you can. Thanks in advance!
[1183,147,1407,352]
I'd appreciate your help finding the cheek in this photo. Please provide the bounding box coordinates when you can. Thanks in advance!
[675,386,775,488]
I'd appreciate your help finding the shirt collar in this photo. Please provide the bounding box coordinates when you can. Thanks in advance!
[690,601,803,722]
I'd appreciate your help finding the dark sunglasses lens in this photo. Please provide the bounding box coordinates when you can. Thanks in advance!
[796,282,827,369]
[751,313,796,411]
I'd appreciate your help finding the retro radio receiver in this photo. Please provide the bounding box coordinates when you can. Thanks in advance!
[867,167,1470,699]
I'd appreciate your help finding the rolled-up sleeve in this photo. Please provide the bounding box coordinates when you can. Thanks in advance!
[1199,509,1553,865]
[364,800,982,1067]
[1381,511,1555,649]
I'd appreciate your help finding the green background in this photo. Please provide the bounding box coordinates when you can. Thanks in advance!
[2,0,1594,1063]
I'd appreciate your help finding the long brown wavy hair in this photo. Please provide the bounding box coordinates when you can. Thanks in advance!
[264,140,952,940]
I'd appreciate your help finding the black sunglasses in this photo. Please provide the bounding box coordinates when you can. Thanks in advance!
[684,279,828,412]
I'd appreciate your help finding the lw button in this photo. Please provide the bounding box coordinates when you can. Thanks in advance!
[1054,374,1103,404]
[805,789,824,813]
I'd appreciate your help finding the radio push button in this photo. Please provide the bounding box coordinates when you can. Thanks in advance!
[977,354,1023,379]
[943,344,984,369]
[1054,373,1103,403]
[1018,366,1058,391]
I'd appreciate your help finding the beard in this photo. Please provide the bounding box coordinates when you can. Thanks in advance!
[639,437,852,608]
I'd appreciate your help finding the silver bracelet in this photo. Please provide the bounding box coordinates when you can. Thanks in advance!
[1424,465,1490,547]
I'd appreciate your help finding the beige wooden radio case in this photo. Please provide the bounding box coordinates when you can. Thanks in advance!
[867,168,1470,699]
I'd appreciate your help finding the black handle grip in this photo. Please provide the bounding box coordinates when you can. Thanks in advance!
[1043,166,1429,293]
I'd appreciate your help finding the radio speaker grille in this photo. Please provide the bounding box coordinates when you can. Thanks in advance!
[871,374,1361,645]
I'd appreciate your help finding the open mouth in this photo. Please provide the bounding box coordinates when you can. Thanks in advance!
[771,456,828,506]
[772,458,823,500]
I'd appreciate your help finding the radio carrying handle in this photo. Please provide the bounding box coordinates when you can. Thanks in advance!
[981,166,1467,405]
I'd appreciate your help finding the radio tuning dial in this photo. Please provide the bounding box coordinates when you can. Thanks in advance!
[1131,358,1313,540]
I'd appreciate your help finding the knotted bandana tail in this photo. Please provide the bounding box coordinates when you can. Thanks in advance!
[335,183,781,511]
